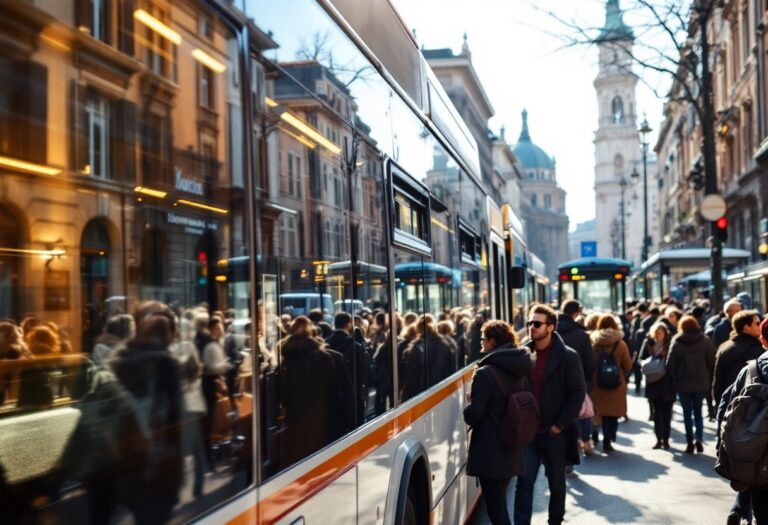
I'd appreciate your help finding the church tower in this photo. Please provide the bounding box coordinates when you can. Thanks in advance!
[593,0,639,259]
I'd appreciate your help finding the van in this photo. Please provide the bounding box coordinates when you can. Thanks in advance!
[279,292,333,318]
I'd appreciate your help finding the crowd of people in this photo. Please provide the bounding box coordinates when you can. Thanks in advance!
[464,294,768,525]
[0,301,253,524]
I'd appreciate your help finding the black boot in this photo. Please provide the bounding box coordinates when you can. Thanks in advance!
[592,431,599,444]
[685,440,695,454]
[695,440,704,453]
[603,439,614,452]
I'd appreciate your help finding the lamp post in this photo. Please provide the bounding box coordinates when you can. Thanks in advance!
[638,116,652,263]
[619,177,627,260]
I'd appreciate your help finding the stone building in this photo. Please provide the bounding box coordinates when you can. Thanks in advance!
[593,0,658,266]
[513,110,569,282]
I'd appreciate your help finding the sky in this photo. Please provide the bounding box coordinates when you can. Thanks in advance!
[391,0,672,230]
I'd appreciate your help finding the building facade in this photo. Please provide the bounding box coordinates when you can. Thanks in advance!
[513,110,569,282]
[655,0,768,265]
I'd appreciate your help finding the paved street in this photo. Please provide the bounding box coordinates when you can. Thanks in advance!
[469,390,735,524]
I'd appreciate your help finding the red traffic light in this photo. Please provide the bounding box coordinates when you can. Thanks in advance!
[716,217,727,229]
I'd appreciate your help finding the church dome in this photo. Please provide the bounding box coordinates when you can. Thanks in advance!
[512,110,555,170]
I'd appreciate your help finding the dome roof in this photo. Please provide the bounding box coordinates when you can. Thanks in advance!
[512,110,555,170]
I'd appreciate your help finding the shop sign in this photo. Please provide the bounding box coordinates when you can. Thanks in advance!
[44,270,70,310]
[174,167,204,196]
[167,212,218,235]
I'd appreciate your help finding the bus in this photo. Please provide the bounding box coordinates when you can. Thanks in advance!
[557,257,632,314]
[629,248,750,304]
[0,0,537,524]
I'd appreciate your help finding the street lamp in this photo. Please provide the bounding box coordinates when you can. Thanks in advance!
[638,116,652,263]
[619,177,627,260]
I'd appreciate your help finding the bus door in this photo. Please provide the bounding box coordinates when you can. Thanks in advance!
[490,235,509,322]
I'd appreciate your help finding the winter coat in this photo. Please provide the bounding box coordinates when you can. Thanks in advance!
[109,338,183,513]
[400,332,456,401]
[640,338,675,402]
[666,328,715,395]
[556,314,595,393]
[524,333,586,432]
[590,328,633,418]
[711,318,732,350]
[278,334,351,467]
[326,329,373,424]
[712,333,765,404]
[463,344,533,479]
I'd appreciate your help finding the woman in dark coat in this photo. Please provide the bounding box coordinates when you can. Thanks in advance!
[640,322,675,449]
[666,314,715,453]
[400,315,456,401]
[464,320,533,525]
[278,316,347,468]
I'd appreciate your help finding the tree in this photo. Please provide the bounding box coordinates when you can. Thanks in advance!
[541,0,724,310]
[296,29,374,88]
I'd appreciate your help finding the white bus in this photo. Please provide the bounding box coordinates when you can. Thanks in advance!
[0,0,530,523]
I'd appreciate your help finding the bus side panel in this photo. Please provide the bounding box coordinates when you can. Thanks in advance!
[276,467,357,524]
[357,435,403,525]
[432,466,469,525]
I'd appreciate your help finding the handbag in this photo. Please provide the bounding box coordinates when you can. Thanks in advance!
[641,355,666,383]
[577,393,594,420]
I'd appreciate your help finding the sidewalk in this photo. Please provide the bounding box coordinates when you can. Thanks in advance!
[468,390,735,524]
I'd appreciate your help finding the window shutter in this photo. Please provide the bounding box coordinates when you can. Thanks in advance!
[110,98,136,183]
[119,0,135,56]
[16,60,47,164]
[69,80,88,172]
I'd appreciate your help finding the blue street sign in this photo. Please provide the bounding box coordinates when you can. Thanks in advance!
[581,241,597,257]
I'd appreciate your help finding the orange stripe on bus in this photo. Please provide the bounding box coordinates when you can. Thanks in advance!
[229,368,475,524]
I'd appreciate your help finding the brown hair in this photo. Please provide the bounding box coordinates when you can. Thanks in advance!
[289,316,315,338]
[677,315,700,332]
[481,320,518,347]
[584,313,600,332]
[529,304,557,326]
[596,314,619,331]
[25,325,61,355]
[733,310,759,335]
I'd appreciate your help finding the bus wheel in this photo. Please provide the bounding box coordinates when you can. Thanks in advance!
[403,484,418,525]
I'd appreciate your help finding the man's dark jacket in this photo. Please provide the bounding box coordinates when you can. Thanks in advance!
[711,318,733,350]
[525,333,586,465]
[325,329,372,425]
[556,314,595,392]
[463,343,533,479]
[712,333,765,404]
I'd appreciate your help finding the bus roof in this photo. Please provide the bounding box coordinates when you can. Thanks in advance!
[558,256,632,270]
[639,248,750,272]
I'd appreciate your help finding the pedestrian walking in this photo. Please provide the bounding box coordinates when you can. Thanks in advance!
[589,314,632,452]
[712,309,765,523]
[513,305,585,525]
[666,315,715,453]
[709,299,743,350]
[464,320,533,525]
[716,316,768,525]
[556,300,595,458]
[640,322,675,449]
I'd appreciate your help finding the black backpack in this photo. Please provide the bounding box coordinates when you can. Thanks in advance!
[715,360,768,490]
[596,343,621,389]
[486,365,540,448]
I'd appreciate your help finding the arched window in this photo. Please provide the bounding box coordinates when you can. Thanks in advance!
[612,96,624,124]
[544,194,552,209]
[530,194,537,207]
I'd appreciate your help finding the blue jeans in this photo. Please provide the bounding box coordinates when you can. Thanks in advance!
[514,433,566,525]
[678,392,705,441]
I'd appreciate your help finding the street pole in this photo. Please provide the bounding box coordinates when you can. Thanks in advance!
[642,143,649,263]
[697,0,723,312]
[620,178,627,260]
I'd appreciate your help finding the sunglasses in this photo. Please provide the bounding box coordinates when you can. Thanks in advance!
[527,320,549,328]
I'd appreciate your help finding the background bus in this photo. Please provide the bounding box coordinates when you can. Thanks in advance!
[557,257,632,314]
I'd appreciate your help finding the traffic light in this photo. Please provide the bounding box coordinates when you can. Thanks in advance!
[714,217,728,243]
[197,251,208,285]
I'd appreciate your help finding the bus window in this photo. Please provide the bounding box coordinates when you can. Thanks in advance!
[0,3,252,522]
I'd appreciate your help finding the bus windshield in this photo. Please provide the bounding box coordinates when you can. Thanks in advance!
[578,280,615,313]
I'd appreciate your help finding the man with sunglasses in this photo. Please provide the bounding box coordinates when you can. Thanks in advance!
[514,304,586,525]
